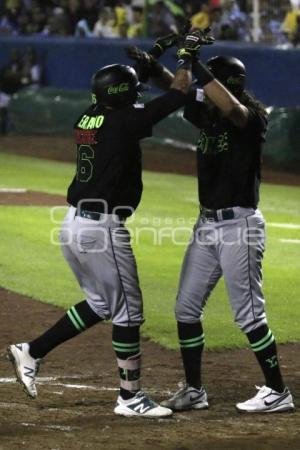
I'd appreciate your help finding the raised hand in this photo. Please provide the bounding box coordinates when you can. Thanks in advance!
[148,33,180,59]
[178,28,215,58]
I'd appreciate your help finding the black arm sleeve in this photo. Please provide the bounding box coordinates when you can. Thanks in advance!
[127,89,187,139]
[245,107,268,141]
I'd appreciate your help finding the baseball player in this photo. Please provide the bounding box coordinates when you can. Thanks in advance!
[128,29,295,413]
[6,32,210,418]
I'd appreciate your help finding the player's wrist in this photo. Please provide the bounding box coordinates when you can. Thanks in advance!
[177,48,192,71]
[192,59,214,86]
[148,43,164,59]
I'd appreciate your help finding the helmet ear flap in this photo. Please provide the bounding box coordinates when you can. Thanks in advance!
[225,74,246,97]
[206,56,246,96]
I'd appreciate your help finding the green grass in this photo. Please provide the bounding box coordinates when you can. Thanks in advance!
[0,152,299,349]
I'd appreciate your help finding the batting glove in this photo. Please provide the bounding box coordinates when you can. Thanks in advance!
[126,45,164,82]
[178,28,215,58]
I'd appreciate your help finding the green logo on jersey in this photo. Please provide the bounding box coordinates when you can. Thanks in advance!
[107,83,129,95]
[197,130,229,154]
[78,114,105,130]
[91,93,97,104]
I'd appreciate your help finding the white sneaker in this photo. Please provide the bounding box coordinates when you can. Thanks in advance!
[114,391,173,418]
[161,383,209,411]
[7,343,41,399]
[236,385,295,413]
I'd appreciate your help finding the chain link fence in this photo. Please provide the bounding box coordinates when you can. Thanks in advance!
[249,0,299,45]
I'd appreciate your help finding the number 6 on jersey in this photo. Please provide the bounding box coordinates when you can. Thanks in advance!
[77,145,95,182]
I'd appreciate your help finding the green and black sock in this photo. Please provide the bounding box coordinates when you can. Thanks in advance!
[112,325,141,400]
[247,325,284,393]
[178,321,205,390]
[29,300,102,359]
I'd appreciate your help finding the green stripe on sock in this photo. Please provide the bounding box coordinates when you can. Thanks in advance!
[112,340,140,354]
[112,341,140,348]
[251,330,272,349]
[179,334,205,345]
[113,346,140,353]
[179,336,205,348]
[70,306,86,330]
[67,310,84,332]
[180,340,205,349]
[252,335,275,352]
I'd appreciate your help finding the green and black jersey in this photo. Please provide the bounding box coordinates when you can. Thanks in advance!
[184,88,268,210]
[67,89,186,217]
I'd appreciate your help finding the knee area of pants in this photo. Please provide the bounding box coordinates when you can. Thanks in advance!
[175,303,200,323]
[234,318,268,334]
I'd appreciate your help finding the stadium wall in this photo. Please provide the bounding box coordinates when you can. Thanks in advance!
[0,36,300,107]
[8,88,300,171]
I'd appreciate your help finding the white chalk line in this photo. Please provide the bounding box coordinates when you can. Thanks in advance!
[0,376,117,391]
[268,222,300,229]
[20,422,79,432]
[279,239,300,244]
[0,188,28,193]
[0,375,170,395]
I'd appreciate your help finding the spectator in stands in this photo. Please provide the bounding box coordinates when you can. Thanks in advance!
[114,0,128,35]
[93,7,119,38]
[27,4,47,34]
[16,9,31,35]
[75,0,98,37]
[0,46,42,134]
[292,13,300,46]
[282,3,300,43]
[20,46,42,88]
[43,9,70,36]
[0,12,15,35]
[65,0,84,35]
[191,2,240,42]
[208,6,223,38]
[236,0,249,13]
[112,0,145,37]
[0,48,22,134]
[148,1,178,37]
[0,0,295,43]
[75,16,94,37]
[81,0,98,29]
[3,0,22,32]
[127,5,144,38]
[210,0,222,8]
[260,8,288,45]
[217,0,251,41]
[191,1,210,29]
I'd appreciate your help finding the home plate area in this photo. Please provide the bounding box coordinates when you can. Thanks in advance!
[0,288,299,450]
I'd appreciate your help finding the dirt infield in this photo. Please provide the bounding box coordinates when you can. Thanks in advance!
[0,288,299,450]
[0,190,66,206]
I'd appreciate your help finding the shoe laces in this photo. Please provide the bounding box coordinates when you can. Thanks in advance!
[133,390,156,407]
[254,385,271,398]
[35,359,41,376]
[135,390,145,398]
[174,381,189,394]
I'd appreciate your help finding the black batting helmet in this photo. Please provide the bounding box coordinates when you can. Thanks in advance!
[91,64,141,108]
[206,56,246,97]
